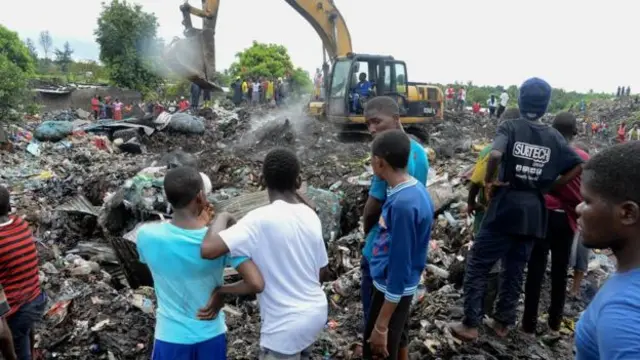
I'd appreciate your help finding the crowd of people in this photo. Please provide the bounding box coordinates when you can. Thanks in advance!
[2,77,640,360]
[90,95,129,121]
[229,77,290,107]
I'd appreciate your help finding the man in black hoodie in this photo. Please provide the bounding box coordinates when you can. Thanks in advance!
[450,78,584,341]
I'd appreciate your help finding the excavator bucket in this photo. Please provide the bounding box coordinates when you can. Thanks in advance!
[163,34,223,92]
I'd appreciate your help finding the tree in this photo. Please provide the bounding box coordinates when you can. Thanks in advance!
[54,42,74,73]
[39,30,53,59]
[0,25,35,120]
[290,67,312,93]
[94,0,163,93]
[25,38,38,61]
[229,41,295,79]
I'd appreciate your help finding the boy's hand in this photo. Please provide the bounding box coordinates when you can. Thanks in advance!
[197,291,224,320]
[368,326,389,358]
[484,180,509,202]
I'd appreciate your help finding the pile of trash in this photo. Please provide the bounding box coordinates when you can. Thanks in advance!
[0,98,621,359]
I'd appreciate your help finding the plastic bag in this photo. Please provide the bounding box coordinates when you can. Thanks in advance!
[167,113,205,134]
[34,121,74,142]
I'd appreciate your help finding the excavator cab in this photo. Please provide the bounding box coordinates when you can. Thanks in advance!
[325,54,443,126]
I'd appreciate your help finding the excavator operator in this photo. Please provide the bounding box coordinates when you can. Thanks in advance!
[351,72,373,113]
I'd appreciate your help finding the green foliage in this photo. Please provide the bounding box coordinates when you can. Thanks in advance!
[0,55,28,121]
[229,41,294,80]
[25,38,38,62]
[438,81,609,113]
[229,41,311,93]
[290,67,312,93]
[164,79,191,99]
[215,70,232,87]
[54,42,74,73]
[95,0,163,92]
[0,25,36,75]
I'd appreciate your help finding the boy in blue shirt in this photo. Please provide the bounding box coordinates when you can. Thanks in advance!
[137,166,264,360]
[360,96,429,359]
[363,130,434,360]
[574,142,640,360]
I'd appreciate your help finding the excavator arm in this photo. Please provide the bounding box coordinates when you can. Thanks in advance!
[164,0,353,90]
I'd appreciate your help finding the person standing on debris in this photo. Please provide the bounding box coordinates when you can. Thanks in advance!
[261,77,269,104]
[0,185,46,360]
[521,112,590,337]
[358,96,429,360]
[446,86,455,109]
[241,79,249,103]
[574,141,640,360]
[472,102,481,114]
[232,78,243,106]
[200,148,332,360]
[466,108,521,317]
[136,167,264,360]
[457,87,466,111]
[487,95,498,118]
[178,96,190,112]
[617,122,627,143]
[617,86,621,97]
[363,130,434,360]
[113,98,123,121]
[251,79,261,106]
[266,78,275,105]
[626,86,631,97]
[91,95,100,120]
[190,83,201,111]
[628,124,640,141]
[449,78,584,341]
[498,90,509,118]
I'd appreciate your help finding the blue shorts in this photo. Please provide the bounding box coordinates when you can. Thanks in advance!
[7,291,47,360]
[152,333,226,360]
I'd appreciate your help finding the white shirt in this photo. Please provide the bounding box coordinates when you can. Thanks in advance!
[252,82,261,92]
[487,98,497,107]
[500,92,509,107]
[458,89,466,101]
[219,200,329,354]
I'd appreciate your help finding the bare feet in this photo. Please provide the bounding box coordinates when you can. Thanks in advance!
[483,317,509,338]
[449,322,479,342]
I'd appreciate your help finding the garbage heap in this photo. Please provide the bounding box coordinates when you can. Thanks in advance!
[0,102,614,360]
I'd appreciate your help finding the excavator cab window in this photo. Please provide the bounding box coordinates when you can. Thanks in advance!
[329,59,352,99]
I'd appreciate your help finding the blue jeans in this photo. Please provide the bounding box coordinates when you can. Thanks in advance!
[152,334,226,360]
[360,257,373,335]
[7,292,46,360]
[462,228,535,327]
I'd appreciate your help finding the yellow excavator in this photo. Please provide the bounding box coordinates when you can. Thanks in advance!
[164,0,444,127]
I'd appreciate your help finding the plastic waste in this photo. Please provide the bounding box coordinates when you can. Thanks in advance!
[34,121,74,142]
[167,113,205,134]
[130,294,155,314]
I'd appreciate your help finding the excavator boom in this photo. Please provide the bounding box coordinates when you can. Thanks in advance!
[165,0,352,90]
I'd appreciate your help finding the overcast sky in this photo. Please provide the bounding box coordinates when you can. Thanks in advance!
[2,0,637,93]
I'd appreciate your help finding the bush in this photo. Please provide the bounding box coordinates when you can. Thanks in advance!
[0,55,29,121]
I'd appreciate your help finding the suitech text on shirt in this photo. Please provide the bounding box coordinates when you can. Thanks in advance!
[481,118,584,238]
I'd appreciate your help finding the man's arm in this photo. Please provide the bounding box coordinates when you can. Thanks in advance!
[376,204,415,329]
[363,176,387,234]
[201,213,235,259]
[217,260,265,295]
[597,301,640,359]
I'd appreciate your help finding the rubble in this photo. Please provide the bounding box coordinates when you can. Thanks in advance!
[0,99,623,359]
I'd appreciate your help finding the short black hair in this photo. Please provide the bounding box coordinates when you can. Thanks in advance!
[371,129,410,170]
[583,142,640,205]
[263,148,300,192]
[163,167,203,209]
[364,96,400,117]
[553,112,577,138]
[0,186,10,216]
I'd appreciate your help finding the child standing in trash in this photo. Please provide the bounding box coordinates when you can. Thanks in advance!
[363,130,434,360]
[136,167,264,360]
[200,148,332,360]
[449,78,584,341]
[113,99,123,121]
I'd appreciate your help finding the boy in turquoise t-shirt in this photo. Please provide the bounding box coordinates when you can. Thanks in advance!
[359,96,429,359]
[137,167,264,360]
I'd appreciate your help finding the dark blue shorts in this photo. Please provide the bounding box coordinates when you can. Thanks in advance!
[7,291,47,360]
[152,333,226,360]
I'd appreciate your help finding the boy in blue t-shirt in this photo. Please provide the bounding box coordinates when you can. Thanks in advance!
[137,167,264,360]
[359,96,429,358]
[363,129,434,360]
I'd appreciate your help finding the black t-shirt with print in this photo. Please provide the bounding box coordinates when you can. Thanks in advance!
[482,118,584,238]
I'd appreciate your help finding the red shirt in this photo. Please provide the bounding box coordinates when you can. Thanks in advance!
[446,88,454,99]
[0,216,41,317]
[179,100,190,111]
[91,98,99,111]
[472,103,480,113]
[544,147,589,232]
